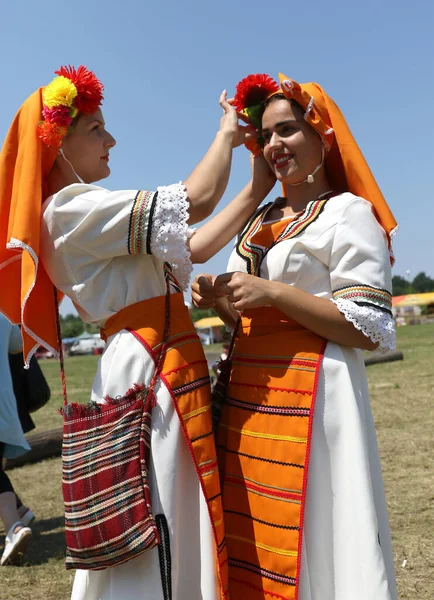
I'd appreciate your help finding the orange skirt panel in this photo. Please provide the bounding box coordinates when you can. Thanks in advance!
[217,307,326,600]
[102,293,229,599]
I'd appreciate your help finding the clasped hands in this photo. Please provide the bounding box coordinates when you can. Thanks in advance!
[191,272,275,312]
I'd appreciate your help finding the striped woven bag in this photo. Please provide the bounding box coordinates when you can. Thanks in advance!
[57,280,170,570]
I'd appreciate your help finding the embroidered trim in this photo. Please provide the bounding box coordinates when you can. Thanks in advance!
[332,284,392,314]
[217,445,304,469]
[236,197,330,276]
[332,298,396,351]
[226,534,298,557]
[224,472,302,496]
[190,430,213,443]
[230,558,296,586]
[225,510,300,531]
[220,423,307,444]
[226,396,310,416]
[127,190,157,255]
[172,376,210,398]
[236,203,271,274]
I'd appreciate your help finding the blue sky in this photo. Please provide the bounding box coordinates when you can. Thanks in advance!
[1,0,432,316]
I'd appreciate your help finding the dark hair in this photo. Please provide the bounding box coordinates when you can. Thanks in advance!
[263,93,305,119]
[263,92,289,109]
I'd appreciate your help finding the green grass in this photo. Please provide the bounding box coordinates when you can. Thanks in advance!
[31,355,100,430]
[1,325,433,599]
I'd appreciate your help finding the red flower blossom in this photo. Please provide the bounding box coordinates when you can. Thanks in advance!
[245,138,263,157]
[42,105,73,127]
[234,74,279,111]
[37,122,68,147]
[55,65,104,115]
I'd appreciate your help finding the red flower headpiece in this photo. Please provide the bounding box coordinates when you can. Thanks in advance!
[233,73,279,155]
[234,73,279,112]
[55,65,104,115]
[37,65,104,147]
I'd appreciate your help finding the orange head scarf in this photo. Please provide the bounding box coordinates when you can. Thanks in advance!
[0,89,59,365]
[275,73,397,246]
[0,66,104,365]
[235,72,397,256]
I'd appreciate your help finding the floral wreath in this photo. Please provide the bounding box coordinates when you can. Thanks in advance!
[233,74,279,156]
[234,73,336,155]
[37,65,104,147]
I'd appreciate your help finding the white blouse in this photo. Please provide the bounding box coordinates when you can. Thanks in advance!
[228,192,395,350]
[40,182,192,326]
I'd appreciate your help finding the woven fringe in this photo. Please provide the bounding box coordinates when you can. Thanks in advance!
[59,383,149,419]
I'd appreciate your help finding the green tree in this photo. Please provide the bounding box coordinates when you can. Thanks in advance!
[411,272,434,293]
[392,275,410,296]
[60,314,84,338]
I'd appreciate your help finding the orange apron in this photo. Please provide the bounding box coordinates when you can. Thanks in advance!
[217,206,327,599]
[217,309,325,600]
[102,292,229,599]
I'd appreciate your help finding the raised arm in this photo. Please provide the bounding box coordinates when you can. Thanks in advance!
[184,92,254,224]
[189,153,276,263]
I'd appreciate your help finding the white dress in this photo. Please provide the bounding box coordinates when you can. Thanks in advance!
[41,183,220,600]
[227,193,398,600]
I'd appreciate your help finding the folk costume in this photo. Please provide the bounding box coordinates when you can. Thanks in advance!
[0,67,228,600]
[217,74,398,600]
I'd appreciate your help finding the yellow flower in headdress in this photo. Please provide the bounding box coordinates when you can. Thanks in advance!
[43,76,77,109]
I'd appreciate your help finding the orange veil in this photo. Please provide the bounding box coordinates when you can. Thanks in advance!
[275,73,398,247]
[0,89,59,365]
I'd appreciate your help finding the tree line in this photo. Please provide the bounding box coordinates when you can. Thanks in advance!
[392,272,434,296]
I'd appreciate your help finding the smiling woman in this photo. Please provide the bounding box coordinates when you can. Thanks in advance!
[0,65,274,600]
[192,72,399,600]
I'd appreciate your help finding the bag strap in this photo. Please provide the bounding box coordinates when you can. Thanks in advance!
[54,267,172,408]
[225,315,241,362]
[53,288,68,407]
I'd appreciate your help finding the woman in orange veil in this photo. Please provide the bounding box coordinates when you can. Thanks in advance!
[192,73,398,600]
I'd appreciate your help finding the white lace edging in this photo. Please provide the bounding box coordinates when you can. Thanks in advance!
[332,298,396,351]
[6,238,59,367]
[151,182,193,291]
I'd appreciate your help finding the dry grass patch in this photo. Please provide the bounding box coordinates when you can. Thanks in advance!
[368,324,434,599]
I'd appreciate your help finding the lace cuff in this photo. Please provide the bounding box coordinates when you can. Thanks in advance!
[332,298,396,351]
[151,182,194,291]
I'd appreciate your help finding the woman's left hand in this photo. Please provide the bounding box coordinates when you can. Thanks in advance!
[214,271,275,311]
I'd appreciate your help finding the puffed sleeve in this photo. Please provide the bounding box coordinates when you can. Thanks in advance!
[53,182,194,290]
[329,197,395,350]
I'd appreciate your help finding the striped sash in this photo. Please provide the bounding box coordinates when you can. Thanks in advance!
[217,309,325,599]
[220,200,332,598]
[102,293,229,599]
